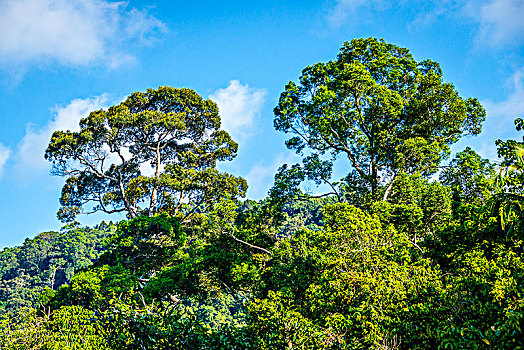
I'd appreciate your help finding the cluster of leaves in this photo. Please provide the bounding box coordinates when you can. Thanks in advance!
[276,197,333,238]
[0,306,108,350]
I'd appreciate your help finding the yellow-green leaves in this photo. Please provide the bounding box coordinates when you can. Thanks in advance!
[274,37,486,202]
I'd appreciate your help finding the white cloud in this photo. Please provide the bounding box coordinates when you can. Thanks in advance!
[474,0,524,46]
[409,1,458,29]
[209,80,267,143]
[410,0,524,47]
[327,0,368,26]
[14,95,109,174]
[327,0,524,47]
[0,0,166,68]
[0,143,11,179]
[482,67,524,125]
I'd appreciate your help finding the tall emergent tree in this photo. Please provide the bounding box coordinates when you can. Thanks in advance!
[274,38,486,202]
[45,86,247,222]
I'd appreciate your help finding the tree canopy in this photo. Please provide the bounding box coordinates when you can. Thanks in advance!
[3,39,524,350]
[274,38,486,202]
[0,224,113,314]
[45,86,247,223]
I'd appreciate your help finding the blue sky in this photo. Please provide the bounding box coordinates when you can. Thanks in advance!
[0,0,523,247]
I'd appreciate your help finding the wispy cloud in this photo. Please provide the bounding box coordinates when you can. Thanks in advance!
[0,143,10,179]
[327,0,524,47]
[326,0,390,27]
[480,67,524,154]
[473,0,524,46]
[409,1,459,29]
[462,67,524,160]
[13,95,109,176]
[0,0,166,69]
[411,0,524,47]
[209,80,267,144]
[483,67,524,125]
[245,153,299,200]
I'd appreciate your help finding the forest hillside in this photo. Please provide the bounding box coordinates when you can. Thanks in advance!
[1,38,523,350]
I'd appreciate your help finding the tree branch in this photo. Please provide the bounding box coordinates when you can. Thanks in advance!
[224,224,272,256]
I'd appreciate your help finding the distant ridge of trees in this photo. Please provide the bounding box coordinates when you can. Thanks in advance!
[0,223,115,313]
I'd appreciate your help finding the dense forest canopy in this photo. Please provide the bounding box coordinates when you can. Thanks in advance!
[1,38,523,350]
[0,224,114,314]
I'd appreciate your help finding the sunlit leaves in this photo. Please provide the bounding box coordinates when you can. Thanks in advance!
[45,86,247,222]
[274,38,485,201]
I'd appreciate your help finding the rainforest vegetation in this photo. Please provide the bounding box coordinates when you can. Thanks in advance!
[1,38,523,349]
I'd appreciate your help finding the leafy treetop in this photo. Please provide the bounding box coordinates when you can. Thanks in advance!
[45,86,247,223]
[274,37,485,202]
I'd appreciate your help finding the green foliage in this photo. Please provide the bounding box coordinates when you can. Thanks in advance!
[0,224,114,314]
[495,118,524,192]
[373,173,452,247]
[273,37,485,201]
[277,197,334,238]
[249,203,446,349]
[42,210,259,349]
[491,121,524,234]
[5,44,524,350]
[441,147,494,209]
[0,306,108,349]
[435,242,524,349]
[45,86,247,222]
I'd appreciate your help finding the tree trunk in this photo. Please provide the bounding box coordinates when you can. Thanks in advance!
[371,156,378,201]
[149,143,161,216]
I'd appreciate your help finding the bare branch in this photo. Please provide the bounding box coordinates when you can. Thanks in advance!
[224,223,272,256]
